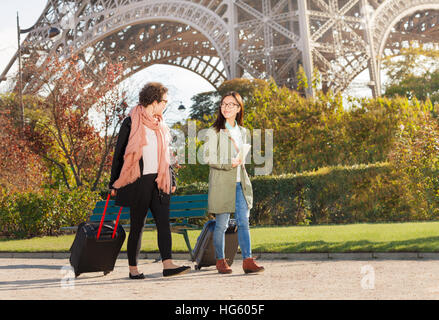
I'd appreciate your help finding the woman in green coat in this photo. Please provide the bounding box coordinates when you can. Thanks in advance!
[203,91,264,274]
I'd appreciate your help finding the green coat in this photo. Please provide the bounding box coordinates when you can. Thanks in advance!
[203,126,253,214]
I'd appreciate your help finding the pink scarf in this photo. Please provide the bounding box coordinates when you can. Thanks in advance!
[112,105,171,194]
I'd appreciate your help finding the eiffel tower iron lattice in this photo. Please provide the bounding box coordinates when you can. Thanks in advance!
[1,0,439,98]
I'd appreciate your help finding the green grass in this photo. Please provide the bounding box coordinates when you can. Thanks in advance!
[2,221,439,253]
[250,221,439,252]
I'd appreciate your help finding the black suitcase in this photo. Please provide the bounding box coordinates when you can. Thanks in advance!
[192,219,238,270]
[69,195,126,278]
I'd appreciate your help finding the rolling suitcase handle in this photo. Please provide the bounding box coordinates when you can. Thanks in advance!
[97,193,123,240]
[112,207,123,239]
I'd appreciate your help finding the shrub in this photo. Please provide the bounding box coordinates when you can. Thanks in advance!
[176,162,430,226]
[176,80,433,183]
[250,163,397,225]
[0,187,99,238]
[388,104,439,220]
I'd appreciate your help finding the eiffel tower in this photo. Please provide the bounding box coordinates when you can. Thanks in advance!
[1,0,439,98]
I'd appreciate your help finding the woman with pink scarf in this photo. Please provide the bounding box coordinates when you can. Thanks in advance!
[109,82,190,279]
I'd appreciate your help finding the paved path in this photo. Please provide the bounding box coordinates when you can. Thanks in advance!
[1,257,439,300]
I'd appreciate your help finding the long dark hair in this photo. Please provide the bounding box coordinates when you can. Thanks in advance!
[212,91,244,132]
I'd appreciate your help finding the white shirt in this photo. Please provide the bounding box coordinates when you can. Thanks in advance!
[226,121,243,182]
[142,126,158,174]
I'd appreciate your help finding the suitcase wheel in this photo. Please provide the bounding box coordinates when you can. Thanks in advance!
[195,265,201,270]
[75,272,81,278]
[103,271,111,276]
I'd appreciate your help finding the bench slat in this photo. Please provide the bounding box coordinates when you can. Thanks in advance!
[94,194,208,207]
[168,209,207,218]
[170,201,208,210]
[92,201,207,214]
[90,209,207,222]
[169,194,208,202]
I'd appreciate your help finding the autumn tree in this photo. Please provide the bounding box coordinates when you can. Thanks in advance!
[0,93,46,192]
[23,55,128,191]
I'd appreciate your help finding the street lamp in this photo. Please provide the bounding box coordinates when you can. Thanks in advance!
[163,100,186,125]
[16,12,61,129]
[48,27,61,39]
[164,101,186,115]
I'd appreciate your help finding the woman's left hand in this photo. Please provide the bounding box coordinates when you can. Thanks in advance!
[171,186,176,193]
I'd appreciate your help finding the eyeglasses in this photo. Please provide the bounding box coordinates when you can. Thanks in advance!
[220,102,239,109]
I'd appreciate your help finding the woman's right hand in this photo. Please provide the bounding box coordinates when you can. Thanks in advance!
[231,157,242,168]
[110,189,117,197]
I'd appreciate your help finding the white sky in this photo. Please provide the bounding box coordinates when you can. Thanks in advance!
[0,0,372,116]
[0,0,47,78]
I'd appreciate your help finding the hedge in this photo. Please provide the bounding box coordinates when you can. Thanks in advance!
[177,162,438,226]
[0,187,99,238]
[1,161,438,238]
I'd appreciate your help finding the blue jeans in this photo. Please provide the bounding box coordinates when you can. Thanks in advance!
[213,182,252,260]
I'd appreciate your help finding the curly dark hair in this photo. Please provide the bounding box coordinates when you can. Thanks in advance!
[138,82,168,106]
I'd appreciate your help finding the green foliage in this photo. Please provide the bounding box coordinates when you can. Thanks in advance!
[246,80,431,174]
[296,65,309,92]
[0,187,100,238]
[3,75,439,237]
[175,181,208,196]
[188,91,220,123]
[383,46,439,104]
[171,119,211,185]
[176,77,438,222]
[382,46,439,84]
[250,163,400,226]
[175,164,209,187]
[312,67,322,92]
[388,104,439,220]
[175,162,439,226]
[385,71,439,104]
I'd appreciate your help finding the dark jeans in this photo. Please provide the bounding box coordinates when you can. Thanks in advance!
[127,174,172,266]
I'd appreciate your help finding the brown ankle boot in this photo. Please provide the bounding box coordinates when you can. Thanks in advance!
[243,258,265,274]
[216,259,232,274]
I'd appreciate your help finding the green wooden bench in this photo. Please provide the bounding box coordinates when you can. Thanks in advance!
[65,194,208,260]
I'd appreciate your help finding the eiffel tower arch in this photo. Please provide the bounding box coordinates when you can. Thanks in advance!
[371,0,439,95]
[1,0,439,98]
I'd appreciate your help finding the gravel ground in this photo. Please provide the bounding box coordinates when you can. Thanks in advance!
[1,257,439,300]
